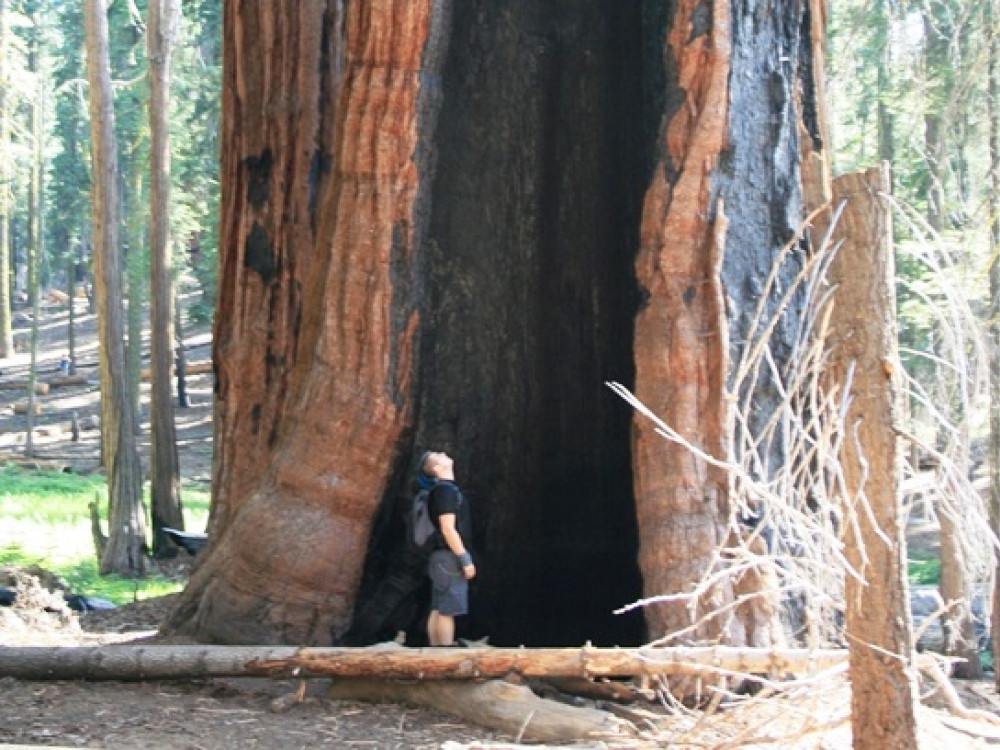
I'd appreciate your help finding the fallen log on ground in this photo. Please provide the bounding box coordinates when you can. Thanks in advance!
[46,374,90,388]
[0,457,72,473]
[140,360,211,381]
[326,677,634,743]
[12,401,43,415]
[0,643,848,682]
[0,381,49,394]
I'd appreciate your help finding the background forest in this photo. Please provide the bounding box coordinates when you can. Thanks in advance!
[0,0,218,357]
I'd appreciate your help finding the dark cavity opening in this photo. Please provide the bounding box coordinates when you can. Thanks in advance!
[351,0,669,648]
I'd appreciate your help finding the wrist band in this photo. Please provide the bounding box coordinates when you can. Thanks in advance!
[458,552,473,567]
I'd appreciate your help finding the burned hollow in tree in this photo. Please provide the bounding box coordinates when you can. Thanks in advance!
[354,0,810,648]
[164,0,817,649]
[353,1,660,648]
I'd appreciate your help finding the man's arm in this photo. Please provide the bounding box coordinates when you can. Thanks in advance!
[438,513,476,580]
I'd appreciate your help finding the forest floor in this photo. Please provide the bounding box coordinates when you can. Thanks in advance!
[1,294,1000,748]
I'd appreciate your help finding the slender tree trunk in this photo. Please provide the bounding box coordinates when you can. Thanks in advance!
[925,112,945,232]
[25,14,43,458]
[921,3,982,680]
[84,0,147,577]
[988,0,1000,694]
[148,0,184,557]
[125,169,143,435]
[67,254,76,374]
[876,0,894,172]
[174,297,189,408]
[923,12,947,233]
[0,0,11,360]
[829,166,919,749]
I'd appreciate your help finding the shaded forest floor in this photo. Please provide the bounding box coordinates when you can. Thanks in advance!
[0,293,214,482]
[2,295,1000,747]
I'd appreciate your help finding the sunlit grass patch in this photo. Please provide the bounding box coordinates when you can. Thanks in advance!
[0,465,210,605]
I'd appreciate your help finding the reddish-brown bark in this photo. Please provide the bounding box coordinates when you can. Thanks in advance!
[167,0,437,643]
[632,0,733,642]
[829,166,919,748]
[148,0,185,555]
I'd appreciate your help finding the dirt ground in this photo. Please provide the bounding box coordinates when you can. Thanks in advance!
[3,295,1000,748]
[2,587,1000,749]
[0,590,487,749]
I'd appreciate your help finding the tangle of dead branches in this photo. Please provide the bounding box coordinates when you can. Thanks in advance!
[610,193,1000,738]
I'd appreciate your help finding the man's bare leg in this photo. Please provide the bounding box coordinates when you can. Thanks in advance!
[427,610,455,646]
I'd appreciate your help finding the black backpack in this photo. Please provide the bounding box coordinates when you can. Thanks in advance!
[411,484,439,553]
[411,480,463,553]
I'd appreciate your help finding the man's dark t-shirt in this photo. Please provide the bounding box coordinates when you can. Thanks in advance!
[429,481,471,551]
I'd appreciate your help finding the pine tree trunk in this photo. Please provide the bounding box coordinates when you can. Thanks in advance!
[988,0,1000,695]
[923,12,947,233]
[165,0,829,648]
[84,0,147,578]
[921,8,982,681]
[25,16,43,458]
[147,0,184,557]
[173,296,189,408]
[125,169,144,435]
[829,166,919,749]
[0,0,11,360]
[67,255,76,374]
[876,0,894,170]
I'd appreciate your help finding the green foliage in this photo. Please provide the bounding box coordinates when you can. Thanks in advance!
[0,466,210,605]
[829,0,994,457]
[172,0,221,321]
[908,553,942,586]
[6,0,223,312]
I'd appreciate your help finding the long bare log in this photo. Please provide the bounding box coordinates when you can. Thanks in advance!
[46,374,90,388]
[140,360,210,381]
[0,644,848,682]
[326,678,634,743]
[0,380,49,393]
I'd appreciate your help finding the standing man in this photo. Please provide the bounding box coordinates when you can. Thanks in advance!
[419,450,475,646]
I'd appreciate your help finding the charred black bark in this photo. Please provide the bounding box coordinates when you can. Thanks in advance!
[352,1,666,648]
[350,0,816,648]
[715,2,810,478]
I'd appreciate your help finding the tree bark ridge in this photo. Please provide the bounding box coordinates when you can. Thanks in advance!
[632,0,733,642]
[165,0,446,645]
[829,166,920,749]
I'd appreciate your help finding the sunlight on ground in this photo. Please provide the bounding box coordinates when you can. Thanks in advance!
[0,467,210,603]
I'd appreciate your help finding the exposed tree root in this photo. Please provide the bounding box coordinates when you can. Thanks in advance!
[326,677,637,743]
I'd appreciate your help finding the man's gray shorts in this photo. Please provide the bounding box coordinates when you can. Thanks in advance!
[428,549,468,616]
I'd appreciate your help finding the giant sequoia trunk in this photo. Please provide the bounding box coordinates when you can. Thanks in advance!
[165,0,828,646]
